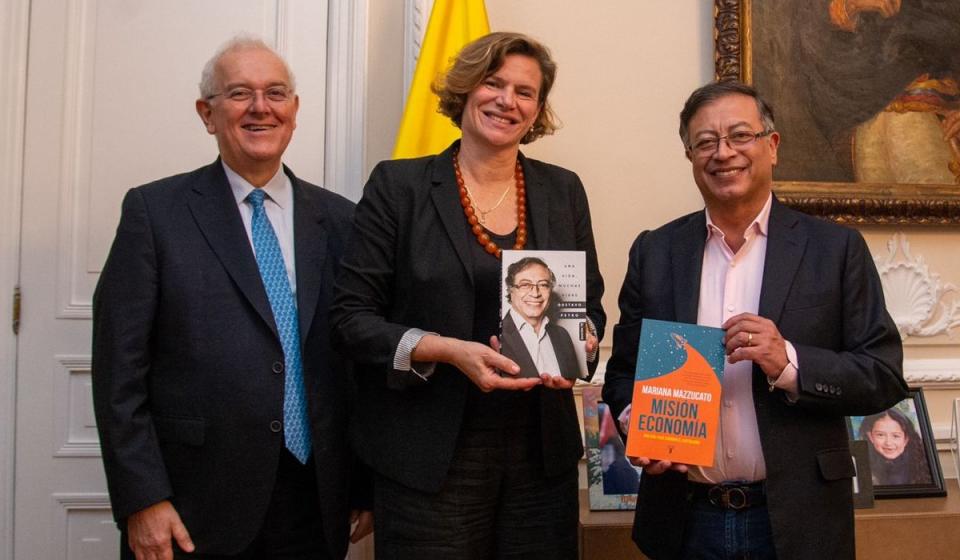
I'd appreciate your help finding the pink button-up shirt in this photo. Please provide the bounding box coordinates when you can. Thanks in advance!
[617,195,798,478]
[691,194,797,483]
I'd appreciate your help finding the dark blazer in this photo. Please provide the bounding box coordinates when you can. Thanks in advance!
[500,310,582,380]
[331,142,605,493]
[92,160,360,556]
[602,198,906,560]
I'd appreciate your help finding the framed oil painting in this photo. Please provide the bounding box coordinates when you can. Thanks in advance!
[714,0,960,225]
[847,388,946,498]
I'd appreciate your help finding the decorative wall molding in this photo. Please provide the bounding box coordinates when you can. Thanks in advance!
[904,358,960,389]
[53,493,117,559]
[0,0,30,554]
[402,0,433,105]
[55,0,98,319]
[274,0,289,53]
[54,355,99,458]
[324,0,368,202]
[875,233,960,341]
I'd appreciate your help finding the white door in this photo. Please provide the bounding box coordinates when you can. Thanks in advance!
[13,1,335,558]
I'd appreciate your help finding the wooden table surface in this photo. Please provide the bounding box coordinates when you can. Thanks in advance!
[579,479,960,560]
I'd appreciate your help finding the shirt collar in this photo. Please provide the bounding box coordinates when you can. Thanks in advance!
[223,162,291,209]
[704,193,772,242]
[510,308,551,334]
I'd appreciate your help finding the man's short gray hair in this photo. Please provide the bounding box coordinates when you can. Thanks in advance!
[198,35,297,99]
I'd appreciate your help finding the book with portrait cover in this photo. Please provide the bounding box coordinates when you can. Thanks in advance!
[500,250,587,380]
[626,319,725,466]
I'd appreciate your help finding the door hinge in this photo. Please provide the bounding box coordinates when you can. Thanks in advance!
[12,285,20,335]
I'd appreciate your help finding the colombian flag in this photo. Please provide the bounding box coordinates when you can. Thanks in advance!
[392,0,490,159]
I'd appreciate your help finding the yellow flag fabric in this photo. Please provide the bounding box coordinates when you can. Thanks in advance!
[392,0,490,159]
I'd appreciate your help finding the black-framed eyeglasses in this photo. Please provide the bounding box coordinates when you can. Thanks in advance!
[687,129,773,156]
[512,281,553,293]
[205,86,293,104]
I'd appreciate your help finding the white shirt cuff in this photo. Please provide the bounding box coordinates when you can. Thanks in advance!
[585,316,599,364]
[393,328,437,380]
[770,340,800,400]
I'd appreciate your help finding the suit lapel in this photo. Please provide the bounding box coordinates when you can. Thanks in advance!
[501,311,538,377]
[430,143,475,285]
[758,199,806,323]
[521,152,550,249]
[290,168,328,340]
[187,161,278,338]
[671,212,706,323]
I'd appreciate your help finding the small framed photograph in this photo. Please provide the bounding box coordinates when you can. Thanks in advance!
[849,440,875,509]
[951,398,960,481]
[582,386,641,510]
[847,388,946,498]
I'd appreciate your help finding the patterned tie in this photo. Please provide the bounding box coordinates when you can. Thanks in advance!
[247,188,311,464]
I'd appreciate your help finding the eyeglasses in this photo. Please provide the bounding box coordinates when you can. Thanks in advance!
[512,281,553,293]
[687,129,773,156]
[205,86,293,104]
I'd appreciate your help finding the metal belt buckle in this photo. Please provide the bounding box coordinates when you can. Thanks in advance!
[708,485,749,510]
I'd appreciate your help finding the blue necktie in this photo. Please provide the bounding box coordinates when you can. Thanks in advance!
[247,189,311,464]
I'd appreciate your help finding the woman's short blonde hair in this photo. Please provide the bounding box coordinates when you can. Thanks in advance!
[433,32,559,144]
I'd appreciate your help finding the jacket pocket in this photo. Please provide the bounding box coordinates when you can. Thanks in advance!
[817,447,855,480]
[153,415,205,447]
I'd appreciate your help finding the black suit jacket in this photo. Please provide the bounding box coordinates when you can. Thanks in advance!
[331,142,605,493]
[92,160,361,556]
[500,310,582,380]
[602,198,906,560]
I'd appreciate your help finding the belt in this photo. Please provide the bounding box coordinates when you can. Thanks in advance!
[689,481,766,510]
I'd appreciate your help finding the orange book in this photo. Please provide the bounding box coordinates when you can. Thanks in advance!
[625,319,725,467]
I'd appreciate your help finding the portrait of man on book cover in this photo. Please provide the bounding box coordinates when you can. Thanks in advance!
[500,250,588,380]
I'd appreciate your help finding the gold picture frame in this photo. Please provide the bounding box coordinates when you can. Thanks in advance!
[714,0,960,225]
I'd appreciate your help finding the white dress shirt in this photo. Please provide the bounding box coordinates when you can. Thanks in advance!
[509,311,563,377]
[224,162,298,297]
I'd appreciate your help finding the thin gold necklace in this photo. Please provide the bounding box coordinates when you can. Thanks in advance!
[459,174,513,225]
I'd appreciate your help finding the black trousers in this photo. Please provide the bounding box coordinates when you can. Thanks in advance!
[121,449,330,560]
[373,423,579,560]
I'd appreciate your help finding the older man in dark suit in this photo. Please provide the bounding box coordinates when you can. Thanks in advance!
[602,82,907,560]
[92,37,370,559]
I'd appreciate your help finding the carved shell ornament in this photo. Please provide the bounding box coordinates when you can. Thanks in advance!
[874,233,960,340]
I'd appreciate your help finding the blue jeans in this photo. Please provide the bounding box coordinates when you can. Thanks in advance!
[679,499,777,560]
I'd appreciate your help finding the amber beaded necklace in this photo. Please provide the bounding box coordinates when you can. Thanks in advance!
[452,149,527,258]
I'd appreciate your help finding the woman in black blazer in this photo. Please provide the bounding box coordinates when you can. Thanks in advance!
[331,32,604,559]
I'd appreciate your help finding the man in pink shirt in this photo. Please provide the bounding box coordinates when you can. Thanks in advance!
[602,82,906,560]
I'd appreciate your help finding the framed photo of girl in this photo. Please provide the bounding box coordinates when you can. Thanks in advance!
[847,388,946,498]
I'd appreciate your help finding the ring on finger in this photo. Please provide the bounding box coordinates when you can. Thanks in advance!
[747,332,753,346]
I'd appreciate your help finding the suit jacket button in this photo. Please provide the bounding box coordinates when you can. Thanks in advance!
[272,361,284,374]
[270,420,283,433]
[815,383,823,391]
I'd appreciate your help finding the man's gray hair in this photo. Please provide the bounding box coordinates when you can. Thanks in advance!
[198,34,297,99]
